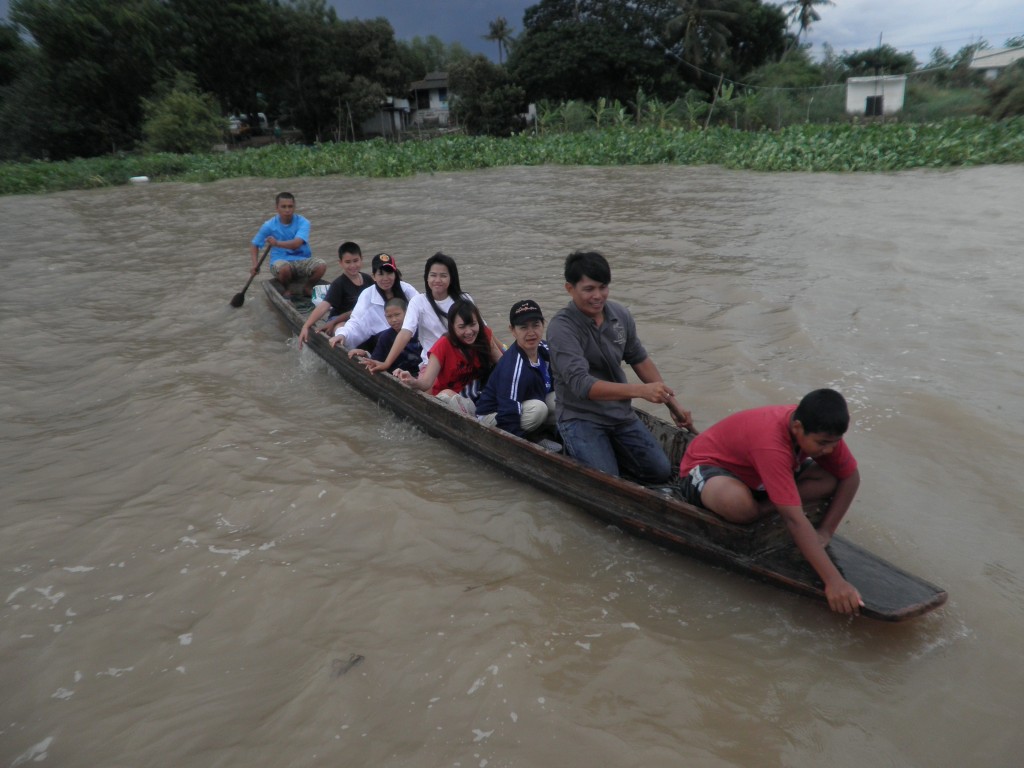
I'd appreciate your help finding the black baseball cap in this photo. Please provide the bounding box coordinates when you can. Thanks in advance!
[509,299,544,326]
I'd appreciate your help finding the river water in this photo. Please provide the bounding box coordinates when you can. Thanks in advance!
[2,164,1022,767]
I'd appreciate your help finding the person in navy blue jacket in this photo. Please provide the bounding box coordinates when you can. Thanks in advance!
[476,300,557,438]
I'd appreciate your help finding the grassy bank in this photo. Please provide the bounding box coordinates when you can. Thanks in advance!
[3,117,1023,195]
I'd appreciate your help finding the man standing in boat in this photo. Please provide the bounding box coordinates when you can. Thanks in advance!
[547,251,694,483]
[250,192,326,298]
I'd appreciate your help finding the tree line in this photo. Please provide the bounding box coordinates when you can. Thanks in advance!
[1,0,1021,162]
[0,0,474,159]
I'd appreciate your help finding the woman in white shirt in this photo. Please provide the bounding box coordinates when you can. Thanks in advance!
[365,252,475,373]
[329,253,418,351]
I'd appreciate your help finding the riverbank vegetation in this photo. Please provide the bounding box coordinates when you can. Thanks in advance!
[3,117,1023,195]
[4,0,1024,161]
[2,0,1023,195]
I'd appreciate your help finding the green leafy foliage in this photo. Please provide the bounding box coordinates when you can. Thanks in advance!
[449,56,527,136]
[0,0,1019,165]
[11,0,171,158]
[4,118,1022,195]
[142,75,225,154]
[397,35,472,80]
[842,44,918,76]
[509,19,665,104]
[987,61,1024,119]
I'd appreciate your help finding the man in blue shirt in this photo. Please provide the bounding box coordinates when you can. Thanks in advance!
[250,192,326,297]
[547,251,694,483]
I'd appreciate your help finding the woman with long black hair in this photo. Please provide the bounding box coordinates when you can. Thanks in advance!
[395,299,502,415]
[365,252,500,373]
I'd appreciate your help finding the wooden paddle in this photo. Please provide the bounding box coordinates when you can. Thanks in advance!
[668,400,699,435]
[230,244,272,308]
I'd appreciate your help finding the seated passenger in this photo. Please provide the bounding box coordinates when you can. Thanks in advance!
[298,241,371,348]
[329,253,418,351]
[249,191,325,298]
[475,300,556,438]
[676,388,863,615]
[548,251,693,484]
[394,299,502,414]
[364,252,490,374]
[349,297,423,376]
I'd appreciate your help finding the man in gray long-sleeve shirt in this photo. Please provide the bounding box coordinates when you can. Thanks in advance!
[547,251,694,483]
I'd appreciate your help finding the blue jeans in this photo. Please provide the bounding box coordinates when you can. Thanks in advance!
[558,417,671,484]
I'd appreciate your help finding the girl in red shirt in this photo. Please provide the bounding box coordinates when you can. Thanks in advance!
[396,299,502,413]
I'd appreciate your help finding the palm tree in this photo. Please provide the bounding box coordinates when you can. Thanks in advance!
[483,17,514,65]
[666,0,737,72]
[783,0,835,46]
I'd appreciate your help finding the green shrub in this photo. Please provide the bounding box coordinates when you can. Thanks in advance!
[141,74,224,154]
[987,62,1024,119]
[903,82,988,122]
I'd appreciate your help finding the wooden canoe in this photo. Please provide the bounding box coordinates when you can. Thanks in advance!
[262,282,947,621]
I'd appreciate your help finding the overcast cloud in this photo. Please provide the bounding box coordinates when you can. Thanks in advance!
[329,0,1024,65]
[804,0,1024,63]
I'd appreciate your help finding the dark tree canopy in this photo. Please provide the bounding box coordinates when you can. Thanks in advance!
[0,0,984,161]
[397,35,473,81]
[450,55,527,135]
[512,0,788,101]
[842,44,918,76]
[165,0,278,117]
[11,0,171,158]
[509,20,669,103]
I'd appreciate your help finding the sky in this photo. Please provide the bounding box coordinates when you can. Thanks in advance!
[1,0,1022,66]
[329,0,1024,65]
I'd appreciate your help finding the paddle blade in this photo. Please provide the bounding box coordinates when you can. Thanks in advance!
[230,292,245,308]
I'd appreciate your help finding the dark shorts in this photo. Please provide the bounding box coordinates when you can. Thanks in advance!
[673,465,742,507]
[673,460,815,507]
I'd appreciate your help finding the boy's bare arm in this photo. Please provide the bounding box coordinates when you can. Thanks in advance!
[297,301,330,348]
[817,469,861,545]
[778,504,863,615]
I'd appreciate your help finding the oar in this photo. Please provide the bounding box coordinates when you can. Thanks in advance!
[230,244,272,308]
[668,400,699,435]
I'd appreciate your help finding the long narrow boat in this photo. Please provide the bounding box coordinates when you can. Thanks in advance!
[262,282,947,621]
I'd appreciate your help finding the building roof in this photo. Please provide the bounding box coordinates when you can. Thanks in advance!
[968,47,1024,70]
[409,72,448,92]
[846,74,908,85]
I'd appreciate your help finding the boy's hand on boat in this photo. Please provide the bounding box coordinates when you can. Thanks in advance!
[348,349,369,360]
[362,359,387,374]
[825,578,864,615]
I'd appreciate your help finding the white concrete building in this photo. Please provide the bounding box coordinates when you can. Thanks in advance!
[968,47,1024,80]
[845,75,907,116]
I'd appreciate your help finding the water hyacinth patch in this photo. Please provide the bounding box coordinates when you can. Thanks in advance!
[1,117,1022,196]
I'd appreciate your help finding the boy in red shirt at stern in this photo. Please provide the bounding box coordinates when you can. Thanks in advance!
[677,389,863,615]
